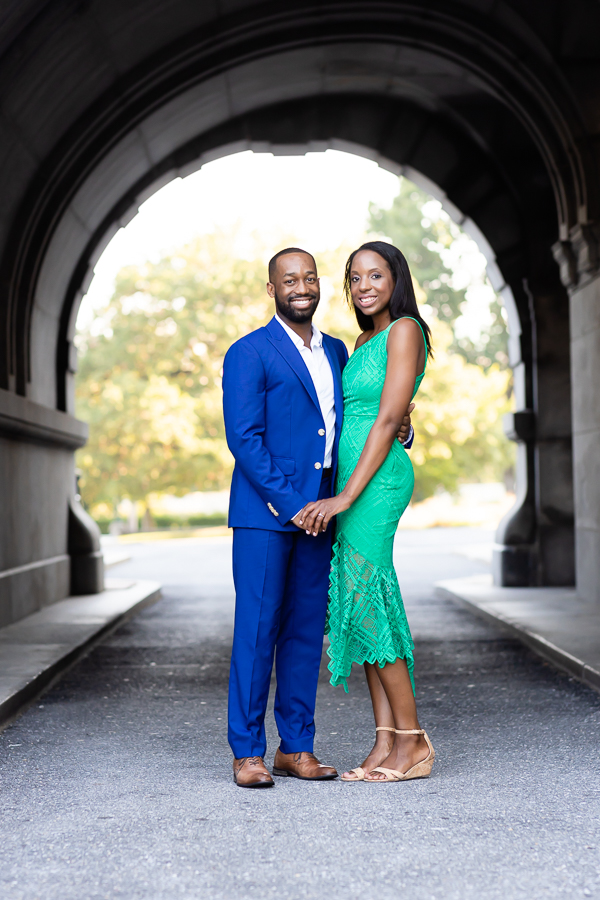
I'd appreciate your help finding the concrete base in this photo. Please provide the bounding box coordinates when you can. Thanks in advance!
[436,575,600,692]
[0,578,161,729]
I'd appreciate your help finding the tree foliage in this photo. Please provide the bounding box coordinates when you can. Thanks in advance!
[369,181,509,370]
[407,319,513,501]
[76,219,514,515]
[76,231,271,509]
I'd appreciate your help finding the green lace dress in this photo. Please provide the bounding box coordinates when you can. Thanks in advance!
[326,317,427,692]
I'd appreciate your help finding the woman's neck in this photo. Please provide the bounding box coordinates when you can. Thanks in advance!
[370,308,393,335]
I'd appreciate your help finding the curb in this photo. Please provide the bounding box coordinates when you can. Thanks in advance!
[436,576,600,694]
[0,578,161,731]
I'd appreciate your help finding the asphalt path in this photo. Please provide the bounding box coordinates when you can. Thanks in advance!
[1,527,599,900]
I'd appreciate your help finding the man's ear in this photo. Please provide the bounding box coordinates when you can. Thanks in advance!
[266,282,275,299]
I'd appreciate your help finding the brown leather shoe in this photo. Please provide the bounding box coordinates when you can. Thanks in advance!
[272,749,338,781]
[233,756,275,788]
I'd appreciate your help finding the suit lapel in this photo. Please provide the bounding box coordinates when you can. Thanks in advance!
[265,317,320,412]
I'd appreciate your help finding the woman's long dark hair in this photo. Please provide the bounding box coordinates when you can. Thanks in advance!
[344,240,432,355]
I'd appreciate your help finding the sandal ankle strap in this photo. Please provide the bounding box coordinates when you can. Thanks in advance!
[395,729,425,735]
[375,726,396,733]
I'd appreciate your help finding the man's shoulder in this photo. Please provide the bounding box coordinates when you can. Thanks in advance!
[225,325,271,357]
[322,332,349,360]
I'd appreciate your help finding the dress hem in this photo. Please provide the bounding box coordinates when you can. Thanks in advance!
[325,530,415,694]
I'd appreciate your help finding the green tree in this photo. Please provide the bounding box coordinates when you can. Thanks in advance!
[76,230,272,510]
[408,318,514,500]
[368,180,509,370]
[76,224,514,516]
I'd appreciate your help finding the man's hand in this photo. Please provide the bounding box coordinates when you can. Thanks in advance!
[299,493,352,536]
[397,402,415,443]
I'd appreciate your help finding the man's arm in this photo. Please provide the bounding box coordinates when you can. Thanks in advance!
[223,340,308,524]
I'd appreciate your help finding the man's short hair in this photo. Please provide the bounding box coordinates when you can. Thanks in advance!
[268,247,317,282]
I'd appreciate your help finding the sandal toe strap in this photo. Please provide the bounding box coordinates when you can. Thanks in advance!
[341,766,366,781]
[368,766,402,781]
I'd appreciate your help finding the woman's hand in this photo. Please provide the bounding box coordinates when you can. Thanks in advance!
[298,493,351,536]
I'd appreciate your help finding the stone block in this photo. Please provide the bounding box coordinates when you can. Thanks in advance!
[69,130,152,233]
[0,11,114,157]
[0,558,70,628]
[228,48,323,118]
[536,439,574,522]
[492,545,537,587]
[140,75,231,163]
[575,526,600,604]
[570,331,600,436]
[569,274,600,341]
[97,0,219,71]
[538,524,575,586]
[572,429,600,532]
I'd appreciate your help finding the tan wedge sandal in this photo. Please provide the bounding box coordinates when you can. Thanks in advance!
[366,729,435,782]
[340,726,397,782]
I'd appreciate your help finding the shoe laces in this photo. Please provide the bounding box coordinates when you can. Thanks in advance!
[247,756,264,767]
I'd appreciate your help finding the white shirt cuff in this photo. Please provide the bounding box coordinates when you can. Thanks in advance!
[403,424,414,446]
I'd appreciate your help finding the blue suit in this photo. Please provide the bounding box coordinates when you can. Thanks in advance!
[223,317,347,758]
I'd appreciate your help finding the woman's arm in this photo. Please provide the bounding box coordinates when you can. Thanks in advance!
[300,318,423,535]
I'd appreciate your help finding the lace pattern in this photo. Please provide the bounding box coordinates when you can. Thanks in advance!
[326,532,415,693]
[326,319,427,691]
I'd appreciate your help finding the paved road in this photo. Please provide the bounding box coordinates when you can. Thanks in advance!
[1,528,599,900]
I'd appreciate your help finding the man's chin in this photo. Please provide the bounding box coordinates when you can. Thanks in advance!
[276,302,319,323]
[285,310,314,323]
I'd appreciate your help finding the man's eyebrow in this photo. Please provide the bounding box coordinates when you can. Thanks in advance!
[282,269,316,277]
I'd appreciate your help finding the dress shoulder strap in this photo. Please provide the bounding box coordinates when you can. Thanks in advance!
[388,316,428,370]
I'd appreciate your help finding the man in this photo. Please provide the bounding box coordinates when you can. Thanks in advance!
[222,248,413,788]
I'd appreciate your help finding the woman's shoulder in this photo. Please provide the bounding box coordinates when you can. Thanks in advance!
[387,316,422,345]
[354,330,374,351]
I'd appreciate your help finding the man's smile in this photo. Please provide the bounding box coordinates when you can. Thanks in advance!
[289,296,316,308]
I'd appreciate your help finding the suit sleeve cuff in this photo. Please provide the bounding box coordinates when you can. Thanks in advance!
[280,492,309,525]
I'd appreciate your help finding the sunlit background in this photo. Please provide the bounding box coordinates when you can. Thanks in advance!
[75,150,515,537]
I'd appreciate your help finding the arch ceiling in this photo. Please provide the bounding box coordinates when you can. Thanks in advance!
[0,0,595,593]
[0,0,596,410]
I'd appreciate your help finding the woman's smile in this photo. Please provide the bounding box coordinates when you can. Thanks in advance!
[357,294,379,308]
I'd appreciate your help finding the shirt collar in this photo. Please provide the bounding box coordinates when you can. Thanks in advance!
[275,314,322,350]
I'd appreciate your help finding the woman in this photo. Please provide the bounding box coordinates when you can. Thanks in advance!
[299,241,434,783]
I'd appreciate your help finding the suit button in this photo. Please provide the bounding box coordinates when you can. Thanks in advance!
[318,428,325,436]
[314,462,322,470]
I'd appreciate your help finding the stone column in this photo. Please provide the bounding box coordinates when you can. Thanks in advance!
[569,269,600,601]
[494,273,574,588]
[556,227,600,601]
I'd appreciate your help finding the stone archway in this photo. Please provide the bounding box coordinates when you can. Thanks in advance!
[2,1,598,622]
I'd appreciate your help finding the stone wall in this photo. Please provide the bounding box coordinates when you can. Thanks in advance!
[570,272,600,602]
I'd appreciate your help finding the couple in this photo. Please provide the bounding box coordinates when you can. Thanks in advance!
[222,241,434,787]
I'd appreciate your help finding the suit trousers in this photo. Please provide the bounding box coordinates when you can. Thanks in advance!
[228,472,333,759]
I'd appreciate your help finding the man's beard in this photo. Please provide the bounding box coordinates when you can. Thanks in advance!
[274,289,319,323]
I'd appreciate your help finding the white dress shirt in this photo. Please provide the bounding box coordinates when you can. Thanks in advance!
[275,314,336,467]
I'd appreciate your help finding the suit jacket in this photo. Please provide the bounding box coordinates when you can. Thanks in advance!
[223,316,348,531]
